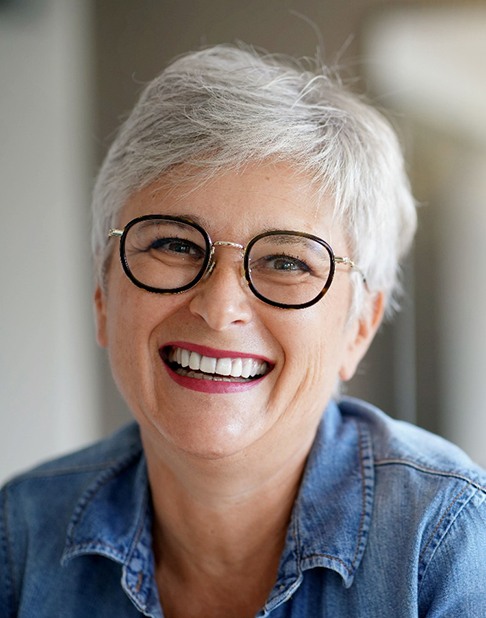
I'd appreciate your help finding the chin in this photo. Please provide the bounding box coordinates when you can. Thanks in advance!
[151,412,267,461]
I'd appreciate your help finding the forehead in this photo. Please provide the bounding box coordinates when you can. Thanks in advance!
[119,162,341,242]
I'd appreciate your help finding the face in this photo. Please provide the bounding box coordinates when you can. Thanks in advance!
[95,162,382,466]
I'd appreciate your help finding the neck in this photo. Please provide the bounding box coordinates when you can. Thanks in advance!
[142,425,314,574]
[141,422,319,618]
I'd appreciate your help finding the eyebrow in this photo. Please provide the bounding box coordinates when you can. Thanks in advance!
[161,212,316,239]
[171,212,212,229]
[171,214,286,232]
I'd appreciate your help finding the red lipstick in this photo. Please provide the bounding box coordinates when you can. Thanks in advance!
[160,341,272,394]
[163,363,267,393]
[163,341,271,362]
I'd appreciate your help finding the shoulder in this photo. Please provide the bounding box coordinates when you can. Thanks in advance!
[5,421,142,482]
[3,423,141,491]
[329,399,486,613]
[0,422,143,551]
[337,396,486,572]
[338,396,486,490]
[0,423,146,616]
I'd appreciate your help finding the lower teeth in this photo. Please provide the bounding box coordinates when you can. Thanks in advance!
[175,368,249,382]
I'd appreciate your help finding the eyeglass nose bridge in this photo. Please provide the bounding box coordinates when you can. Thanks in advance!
[204,240,246,280]
[212,240,245,250]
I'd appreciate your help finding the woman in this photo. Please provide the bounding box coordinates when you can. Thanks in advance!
[1,45,485,618]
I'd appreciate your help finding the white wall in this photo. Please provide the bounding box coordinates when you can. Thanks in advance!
[0,0,99,483]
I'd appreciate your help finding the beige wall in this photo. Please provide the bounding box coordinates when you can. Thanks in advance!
[0,0,98,482]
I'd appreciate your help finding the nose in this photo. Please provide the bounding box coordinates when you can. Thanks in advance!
[188,246,253,331]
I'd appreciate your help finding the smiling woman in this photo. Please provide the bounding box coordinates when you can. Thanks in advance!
[95,162,366,460]
[1,45,486,618]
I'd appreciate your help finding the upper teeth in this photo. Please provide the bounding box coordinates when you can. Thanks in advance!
[169,347,268,379]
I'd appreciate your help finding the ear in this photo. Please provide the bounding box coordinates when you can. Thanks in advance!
[93,285,109,348]
[339,291,385,382]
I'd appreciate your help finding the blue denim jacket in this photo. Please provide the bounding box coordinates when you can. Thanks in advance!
[2,398,486,617]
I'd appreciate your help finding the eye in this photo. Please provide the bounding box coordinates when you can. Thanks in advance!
[259,254,311,273]
[149,237,205,259]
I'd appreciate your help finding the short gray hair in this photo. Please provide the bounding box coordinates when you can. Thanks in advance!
[91,44,416,316]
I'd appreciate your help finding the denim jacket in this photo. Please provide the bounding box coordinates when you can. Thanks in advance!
[2,398,486,617]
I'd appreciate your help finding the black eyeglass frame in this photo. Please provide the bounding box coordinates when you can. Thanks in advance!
[108,214,365,310]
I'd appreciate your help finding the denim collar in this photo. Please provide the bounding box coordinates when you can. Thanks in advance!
[261,400,374,614]
[61,401,374,616]
[61,439,161,616]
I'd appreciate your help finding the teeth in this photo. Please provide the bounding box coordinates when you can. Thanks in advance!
[180,348,190,368]
[230,358,242,378]
[200,355,216,373]
[216,358,232,376]
[241,358,253,379]
[189,351,200,371]
[168,347,268,379]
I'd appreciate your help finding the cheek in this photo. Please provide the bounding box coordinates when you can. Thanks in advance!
[274,303,348,393]
[102,289,169,418]
[101,280,153,366]
[102,279,193,377]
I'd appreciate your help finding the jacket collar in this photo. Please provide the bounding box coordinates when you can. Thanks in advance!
[264,400,374,612]
[61,401,374,614]
[61,428,160,615]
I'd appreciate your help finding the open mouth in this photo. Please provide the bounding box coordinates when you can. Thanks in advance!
[161,346,271,383]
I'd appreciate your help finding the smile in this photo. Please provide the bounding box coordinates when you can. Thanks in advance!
[163,346,270,383]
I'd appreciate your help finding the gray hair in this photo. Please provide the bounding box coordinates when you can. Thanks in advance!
[91,44,416,316]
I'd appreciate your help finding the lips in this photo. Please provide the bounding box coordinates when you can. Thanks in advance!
[161,344,271,383]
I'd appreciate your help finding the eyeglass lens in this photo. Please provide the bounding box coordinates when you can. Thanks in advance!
[120,218,334,307]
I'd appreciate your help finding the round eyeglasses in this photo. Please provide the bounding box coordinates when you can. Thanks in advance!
[108,215,366,310]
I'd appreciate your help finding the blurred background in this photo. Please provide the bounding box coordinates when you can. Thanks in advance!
[1,0,486,483]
